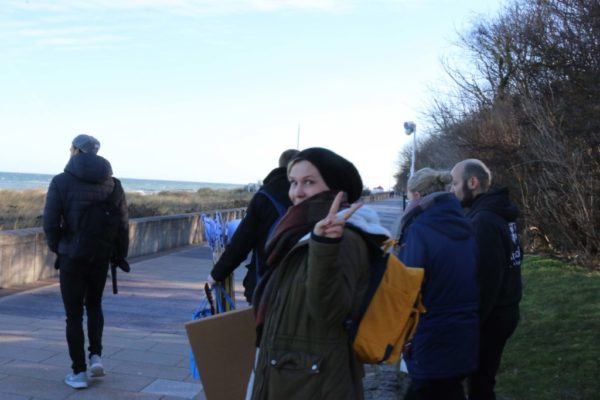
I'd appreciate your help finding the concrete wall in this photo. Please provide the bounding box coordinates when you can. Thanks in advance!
[0,208,245,289]
[0,192,393,289]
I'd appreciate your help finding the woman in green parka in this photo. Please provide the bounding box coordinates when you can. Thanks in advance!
[249,147,390,400]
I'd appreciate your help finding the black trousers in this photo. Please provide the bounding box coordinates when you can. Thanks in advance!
[59,256,109,374]
[404,376,466,400]
[468,304,520,400]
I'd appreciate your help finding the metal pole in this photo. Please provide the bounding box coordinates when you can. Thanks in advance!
[410,126,416,177]
[404,121,417,178]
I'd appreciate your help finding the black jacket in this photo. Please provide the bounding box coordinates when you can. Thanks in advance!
[210,166,291,300]
[43,153,129,261]
[467,187,522,324]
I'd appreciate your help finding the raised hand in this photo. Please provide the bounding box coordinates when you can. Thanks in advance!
[313,191,363,238]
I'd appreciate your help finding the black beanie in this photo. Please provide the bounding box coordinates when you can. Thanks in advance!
[293,147,363,203]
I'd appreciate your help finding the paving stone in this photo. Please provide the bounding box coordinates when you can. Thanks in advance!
[0,360,66,382]
[110,359,191,381]
[88,344,122,358]
[102,336,158,351]
[0,375,74,399]
[0,313,38,326]
[28,324,65,336]
[13,337,67,351]
[161,393,206,400]
[149,341,190,355]
[110,348,185,367]
[102,327,151,341]
[176,356,192,369]
[85,371,156,392]
[0,325,40,336]
[0,356,12,365]
[141,378,202,399]
[0,392,30,400]
[40,353,72,368]
[66,388,164,400]
[0,342,58,363]
[63,387,162,400]
[146,332,189,345]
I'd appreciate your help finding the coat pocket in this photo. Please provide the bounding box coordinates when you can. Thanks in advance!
[266,349,322,399]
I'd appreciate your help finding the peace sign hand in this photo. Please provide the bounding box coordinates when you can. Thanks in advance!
[313,191,363,239]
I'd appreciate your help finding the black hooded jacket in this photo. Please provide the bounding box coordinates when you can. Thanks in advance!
[43,153,129,261]
[467,187,523,324]
[210,166,292,300]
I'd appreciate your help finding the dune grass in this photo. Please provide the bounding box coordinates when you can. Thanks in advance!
[0,188,253,231]
[0,189,47,230]
[126,188,252,218]
[496,256,600,400]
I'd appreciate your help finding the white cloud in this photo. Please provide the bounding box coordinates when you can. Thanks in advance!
[5,0,350,14]
[2,0,349,53]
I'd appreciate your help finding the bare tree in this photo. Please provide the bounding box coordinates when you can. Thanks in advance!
[398,0,599,267]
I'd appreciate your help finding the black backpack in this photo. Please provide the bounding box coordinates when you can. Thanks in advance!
[71,178,123,265]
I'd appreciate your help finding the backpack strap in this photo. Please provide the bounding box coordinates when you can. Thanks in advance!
[255,189,287,216]
[253,189,287,281]
[107,178,122,205]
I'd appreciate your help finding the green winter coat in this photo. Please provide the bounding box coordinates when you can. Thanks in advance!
[251,229,370,400]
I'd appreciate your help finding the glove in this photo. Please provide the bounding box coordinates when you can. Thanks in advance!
[111,258,130,273]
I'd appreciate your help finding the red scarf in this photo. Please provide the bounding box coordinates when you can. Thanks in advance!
[252,191,337,343]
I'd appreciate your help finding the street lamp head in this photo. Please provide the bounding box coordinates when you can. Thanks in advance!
[404,121,416,135]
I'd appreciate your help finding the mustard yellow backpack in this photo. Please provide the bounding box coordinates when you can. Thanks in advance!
[346,240,426,364]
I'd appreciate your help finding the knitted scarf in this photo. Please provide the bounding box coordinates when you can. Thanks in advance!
[252,190,338,342]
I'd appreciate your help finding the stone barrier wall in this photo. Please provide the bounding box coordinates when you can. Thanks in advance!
[0,192,392,289]
[0,208,245,289]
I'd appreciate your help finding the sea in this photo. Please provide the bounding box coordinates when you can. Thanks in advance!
[0,171,246,194]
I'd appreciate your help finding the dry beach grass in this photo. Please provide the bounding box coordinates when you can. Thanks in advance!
[0,188,253,231]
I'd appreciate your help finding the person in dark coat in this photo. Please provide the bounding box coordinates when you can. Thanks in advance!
[43,134,129,390]
[451,159,523,400]
[208,149,299,302]
[397,168,479,400]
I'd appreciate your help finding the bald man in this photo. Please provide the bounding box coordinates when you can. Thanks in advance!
[451,159,523,400]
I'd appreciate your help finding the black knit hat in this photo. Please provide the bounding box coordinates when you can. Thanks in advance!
[293,147,363,203]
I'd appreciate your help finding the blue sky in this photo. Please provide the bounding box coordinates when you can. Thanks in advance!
[0,0,505,188]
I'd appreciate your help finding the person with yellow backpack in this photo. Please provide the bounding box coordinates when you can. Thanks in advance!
[396,168,479,400]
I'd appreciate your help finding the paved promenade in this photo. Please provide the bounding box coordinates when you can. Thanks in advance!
[0,198,404,400]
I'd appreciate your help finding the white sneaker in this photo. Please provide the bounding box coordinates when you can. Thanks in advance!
[65,372,88,389]
[89,354,105,377]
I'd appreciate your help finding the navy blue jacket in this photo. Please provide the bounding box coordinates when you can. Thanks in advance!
[397,192,479,380]
[43,153,129,261]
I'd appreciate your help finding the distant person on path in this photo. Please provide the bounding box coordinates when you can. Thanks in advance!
[248,147,390,400]
[43,134,129,390]
[450,159,523,400]
[208,149,299,302]
[396,168,479,400]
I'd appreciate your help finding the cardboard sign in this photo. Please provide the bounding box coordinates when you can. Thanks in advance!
[185,307,256,400]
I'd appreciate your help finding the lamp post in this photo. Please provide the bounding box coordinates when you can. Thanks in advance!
[404,121,417,177]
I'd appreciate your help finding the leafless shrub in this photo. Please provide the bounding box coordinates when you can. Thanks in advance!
[396,0,600,268]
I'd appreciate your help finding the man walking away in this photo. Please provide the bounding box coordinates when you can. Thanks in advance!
[43,134,129,389]
[208,149,299,302]
[450,159,523,400]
